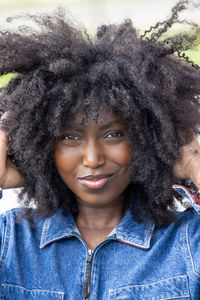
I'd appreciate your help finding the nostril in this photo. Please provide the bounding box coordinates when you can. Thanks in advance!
[82,153,105,168]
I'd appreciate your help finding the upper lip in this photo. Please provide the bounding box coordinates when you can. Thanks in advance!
[78,174,113,180]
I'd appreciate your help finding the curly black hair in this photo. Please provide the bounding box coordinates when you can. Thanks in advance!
[0,0,200,226]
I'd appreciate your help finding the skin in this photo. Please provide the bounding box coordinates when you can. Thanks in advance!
[54,110,132,249]
[0,133,24,189]
[0,112,24,188]
[173,138,200,188]
[0,112,200,249]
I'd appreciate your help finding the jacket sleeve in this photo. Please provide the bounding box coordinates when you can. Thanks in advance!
[185,210,200,280]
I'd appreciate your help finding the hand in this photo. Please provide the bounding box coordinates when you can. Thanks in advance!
[0,118,24,189]
[173,138,200,190]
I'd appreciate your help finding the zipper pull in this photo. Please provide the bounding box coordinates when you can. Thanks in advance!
[82,249,93,299]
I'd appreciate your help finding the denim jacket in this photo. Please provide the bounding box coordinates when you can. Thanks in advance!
[0,206,200,300]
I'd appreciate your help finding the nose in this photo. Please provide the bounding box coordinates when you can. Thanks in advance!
[82,140,105,168]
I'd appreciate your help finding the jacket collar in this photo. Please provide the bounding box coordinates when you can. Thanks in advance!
[40,208,155,250]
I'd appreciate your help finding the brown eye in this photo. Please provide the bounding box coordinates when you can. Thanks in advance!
[61,134,79,140]
[105,131,124,138]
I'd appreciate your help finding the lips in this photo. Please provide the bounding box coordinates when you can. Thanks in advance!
[78,174,113,190]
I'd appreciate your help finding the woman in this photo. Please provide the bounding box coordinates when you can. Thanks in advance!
[0,0,200,299]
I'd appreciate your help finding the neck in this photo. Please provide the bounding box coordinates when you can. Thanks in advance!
[76,200,127,230]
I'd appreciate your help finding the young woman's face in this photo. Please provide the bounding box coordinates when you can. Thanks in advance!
[54,110,132,208]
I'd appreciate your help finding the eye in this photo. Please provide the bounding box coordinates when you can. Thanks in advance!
[60,134,79,140]
[105,131,124,138]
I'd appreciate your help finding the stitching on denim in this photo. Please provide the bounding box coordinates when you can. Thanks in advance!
[44,230,74,242]
[90,239,111,286]
[108,275,188,292]
[1,283,65,299]
[90,251,96,286]
[40,214,77,248]
[185,216,200,279]
[40,230,88,249]
[0,212,10,276]
[144,223,155,247]
[0,214,7,263]
[40,218,51,247]
[158,296,189,300]
[109,296,189,300]
[117,222,155,248]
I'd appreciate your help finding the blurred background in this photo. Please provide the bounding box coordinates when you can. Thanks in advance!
[0,0,190,32]
[0,0,199,212]
[0,0,200,33]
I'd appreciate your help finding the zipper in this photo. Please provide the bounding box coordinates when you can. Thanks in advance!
[71,232,116,299]
[82,249,93,299]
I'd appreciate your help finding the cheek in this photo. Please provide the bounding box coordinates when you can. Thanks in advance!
[54,144,79,173]
[106,143,132,166]
[54,141,132,172]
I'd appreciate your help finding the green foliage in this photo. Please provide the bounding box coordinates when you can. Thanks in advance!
[0,73,17,88]
[183,47,200,66]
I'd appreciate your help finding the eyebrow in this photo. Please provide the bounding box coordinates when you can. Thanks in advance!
[99,120,124,130]
[64,119,124,131]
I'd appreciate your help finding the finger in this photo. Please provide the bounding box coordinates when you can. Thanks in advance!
[183,139,200,190]
[0,112,9,169]
[182,138,200,156]
[0,129,8,177]
[173,137,200,182]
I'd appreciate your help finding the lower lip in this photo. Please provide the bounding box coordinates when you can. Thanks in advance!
[78,176,112,190]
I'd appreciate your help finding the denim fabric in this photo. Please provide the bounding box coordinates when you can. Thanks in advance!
[0,207,200,299]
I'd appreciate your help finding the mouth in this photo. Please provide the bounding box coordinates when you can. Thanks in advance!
[77,174,113,190]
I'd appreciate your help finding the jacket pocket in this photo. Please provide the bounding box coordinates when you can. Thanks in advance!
[0,284,64,300]
[108,275,190,300]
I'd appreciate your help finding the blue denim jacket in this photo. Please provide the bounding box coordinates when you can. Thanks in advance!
[0,204,200,300]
